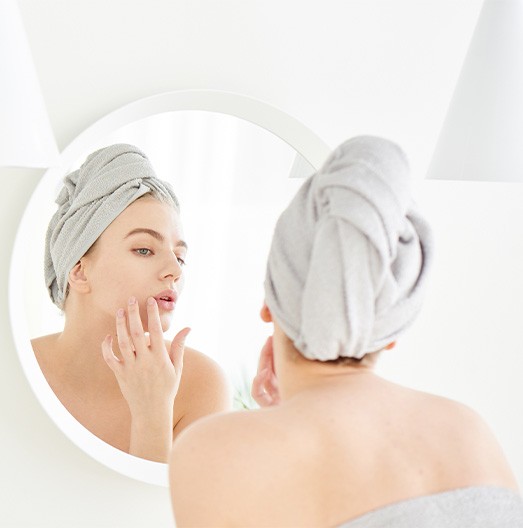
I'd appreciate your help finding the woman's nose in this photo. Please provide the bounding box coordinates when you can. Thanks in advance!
[162,252,183,282]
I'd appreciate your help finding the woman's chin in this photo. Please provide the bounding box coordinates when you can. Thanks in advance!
[159,313,175,333]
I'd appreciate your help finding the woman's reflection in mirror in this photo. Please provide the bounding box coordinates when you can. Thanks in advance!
[32,144,231,462]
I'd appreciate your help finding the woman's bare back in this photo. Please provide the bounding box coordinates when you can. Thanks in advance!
[280,379,516,523]
[171,373,517,527]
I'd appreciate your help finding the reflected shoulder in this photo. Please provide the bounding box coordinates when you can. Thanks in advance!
[163,340,225,380]
[30,333,61,360]
[171,344,233,436]
[176,345,229,389]
[31,332,60,348]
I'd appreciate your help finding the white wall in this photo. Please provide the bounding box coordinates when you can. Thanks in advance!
[5,1,522,527]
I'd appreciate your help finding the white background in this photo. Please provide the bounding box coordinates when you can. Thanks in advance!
[3,1,523,527]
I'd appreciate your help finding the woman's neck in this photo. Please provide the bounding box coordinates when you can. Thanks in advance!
[272,326,379,402]
[52,305,123,395]
[277,356,378,402]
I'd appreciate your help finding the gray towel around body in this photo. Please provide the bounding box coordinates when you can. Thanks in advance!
[45,144,179,308]
[336,486,523,528]
[264,136,433,360]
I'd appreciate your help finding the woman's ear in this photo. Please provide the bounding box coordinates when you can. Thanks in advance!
[68,259,90,294]
[260,303,273,323]
[384,341,396,351]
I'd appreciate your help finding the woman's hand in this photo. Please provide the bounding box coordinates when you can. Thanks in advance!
[101,296,190,461]
[251,336,281,407]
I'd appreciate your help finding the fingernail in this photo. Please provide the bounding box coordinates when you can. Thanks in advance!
[180,328,191,343]
[128,296,136,305]
[147,297,155,306]
[117,308,125,318]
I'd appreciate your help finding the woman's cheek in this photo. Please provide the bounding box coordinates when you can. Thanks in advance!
[177,274,186,295]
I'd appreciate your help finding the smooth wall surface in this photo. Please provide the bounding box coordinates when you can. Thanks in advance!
[4,1,523,527]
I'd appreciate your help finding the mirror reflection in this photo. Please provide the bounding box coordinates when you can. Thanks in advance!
[26,111,310,461]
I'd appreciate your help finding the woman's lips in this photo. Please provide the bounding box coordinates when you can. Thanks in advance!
[154,290,178,312]
[156,298,176,311]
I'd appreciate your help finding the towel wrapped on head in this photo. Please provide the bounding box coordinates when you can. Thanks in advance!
[45,143,179,309]
[264,136,433,361]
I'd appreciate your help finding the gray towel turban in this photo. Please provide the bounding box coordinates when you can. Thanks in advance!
[45,143,179,308]
[264,136,433,360]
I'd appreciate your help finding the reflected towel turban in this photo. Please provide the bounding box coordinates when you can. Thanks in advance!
[264,136,433,360]
[44,143,179,308]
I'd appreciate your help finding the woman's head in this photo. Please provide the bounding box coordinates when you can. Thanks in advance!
[45,144,183,330]
[263,136,433,363]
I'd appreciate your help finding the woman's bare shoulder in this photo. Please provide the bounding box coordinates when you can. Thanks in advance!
[171,409,276,468]
[176,405,280,442]
[162,340,225,382]
[169,407,304,525]
[172,405,300,476]
[31,333,60,348]
[30,333,61,364]
[415,389,500,435]
[409,389,518,489]
[173,344,228,389]
[170,343,233,435]
[182,345,222,371]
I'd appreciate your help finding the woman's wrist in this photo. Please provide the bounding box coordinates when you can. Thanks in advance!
[129,408,174,462]
[129,401,175,421]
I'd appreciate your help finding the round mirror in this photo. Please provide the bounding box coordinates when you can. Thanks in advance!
[9,90,331,486]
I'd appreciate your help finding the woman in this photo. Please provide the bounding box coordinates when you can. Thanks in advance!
[32,144,231,463]
[169,136,523,526]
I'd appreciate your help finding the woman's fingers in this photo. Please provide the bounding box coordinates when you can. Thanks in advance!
[251,367,267,399]
[251,368,276,407]
[169,327,191,372]
[265,370,280,404]
[101,335,122,373]
[104,297,184,422]
[146,297,164,351]
[116,307,136,362]
[127,296,147,353]
[256,336,273,374]
[252,337,281,407]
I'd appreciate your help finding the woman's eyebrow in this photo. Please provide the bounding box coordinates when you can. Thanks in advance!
[125,228,188,249]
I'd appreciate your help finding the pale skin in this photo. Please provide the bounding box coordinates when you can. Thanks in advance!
[170,304,519,527]
[32,197,231,462]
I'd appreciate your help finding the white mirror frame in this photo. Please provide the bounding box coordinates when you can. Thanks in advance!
[9,89,331,486]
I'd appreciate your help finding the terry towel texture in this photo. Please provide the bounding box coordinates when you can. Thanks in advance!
[45,144,179,308]
[264,136,433,360]
[336,486,523,528]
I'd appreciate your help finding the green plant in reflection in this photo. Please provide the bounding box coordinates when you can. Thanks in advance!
[233,367,258,410]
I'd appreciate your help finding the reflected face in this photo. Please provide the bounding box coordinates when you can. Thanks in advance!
[79,197,187,332]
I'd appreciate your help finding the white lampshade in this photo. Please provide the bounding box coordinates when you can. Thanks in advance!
[427,0,523,182]
[0,0,59,168]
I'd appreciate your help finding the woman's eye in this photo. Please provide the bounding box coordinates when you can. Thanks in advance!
[135,248,152,256]
[177,256,186,267]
